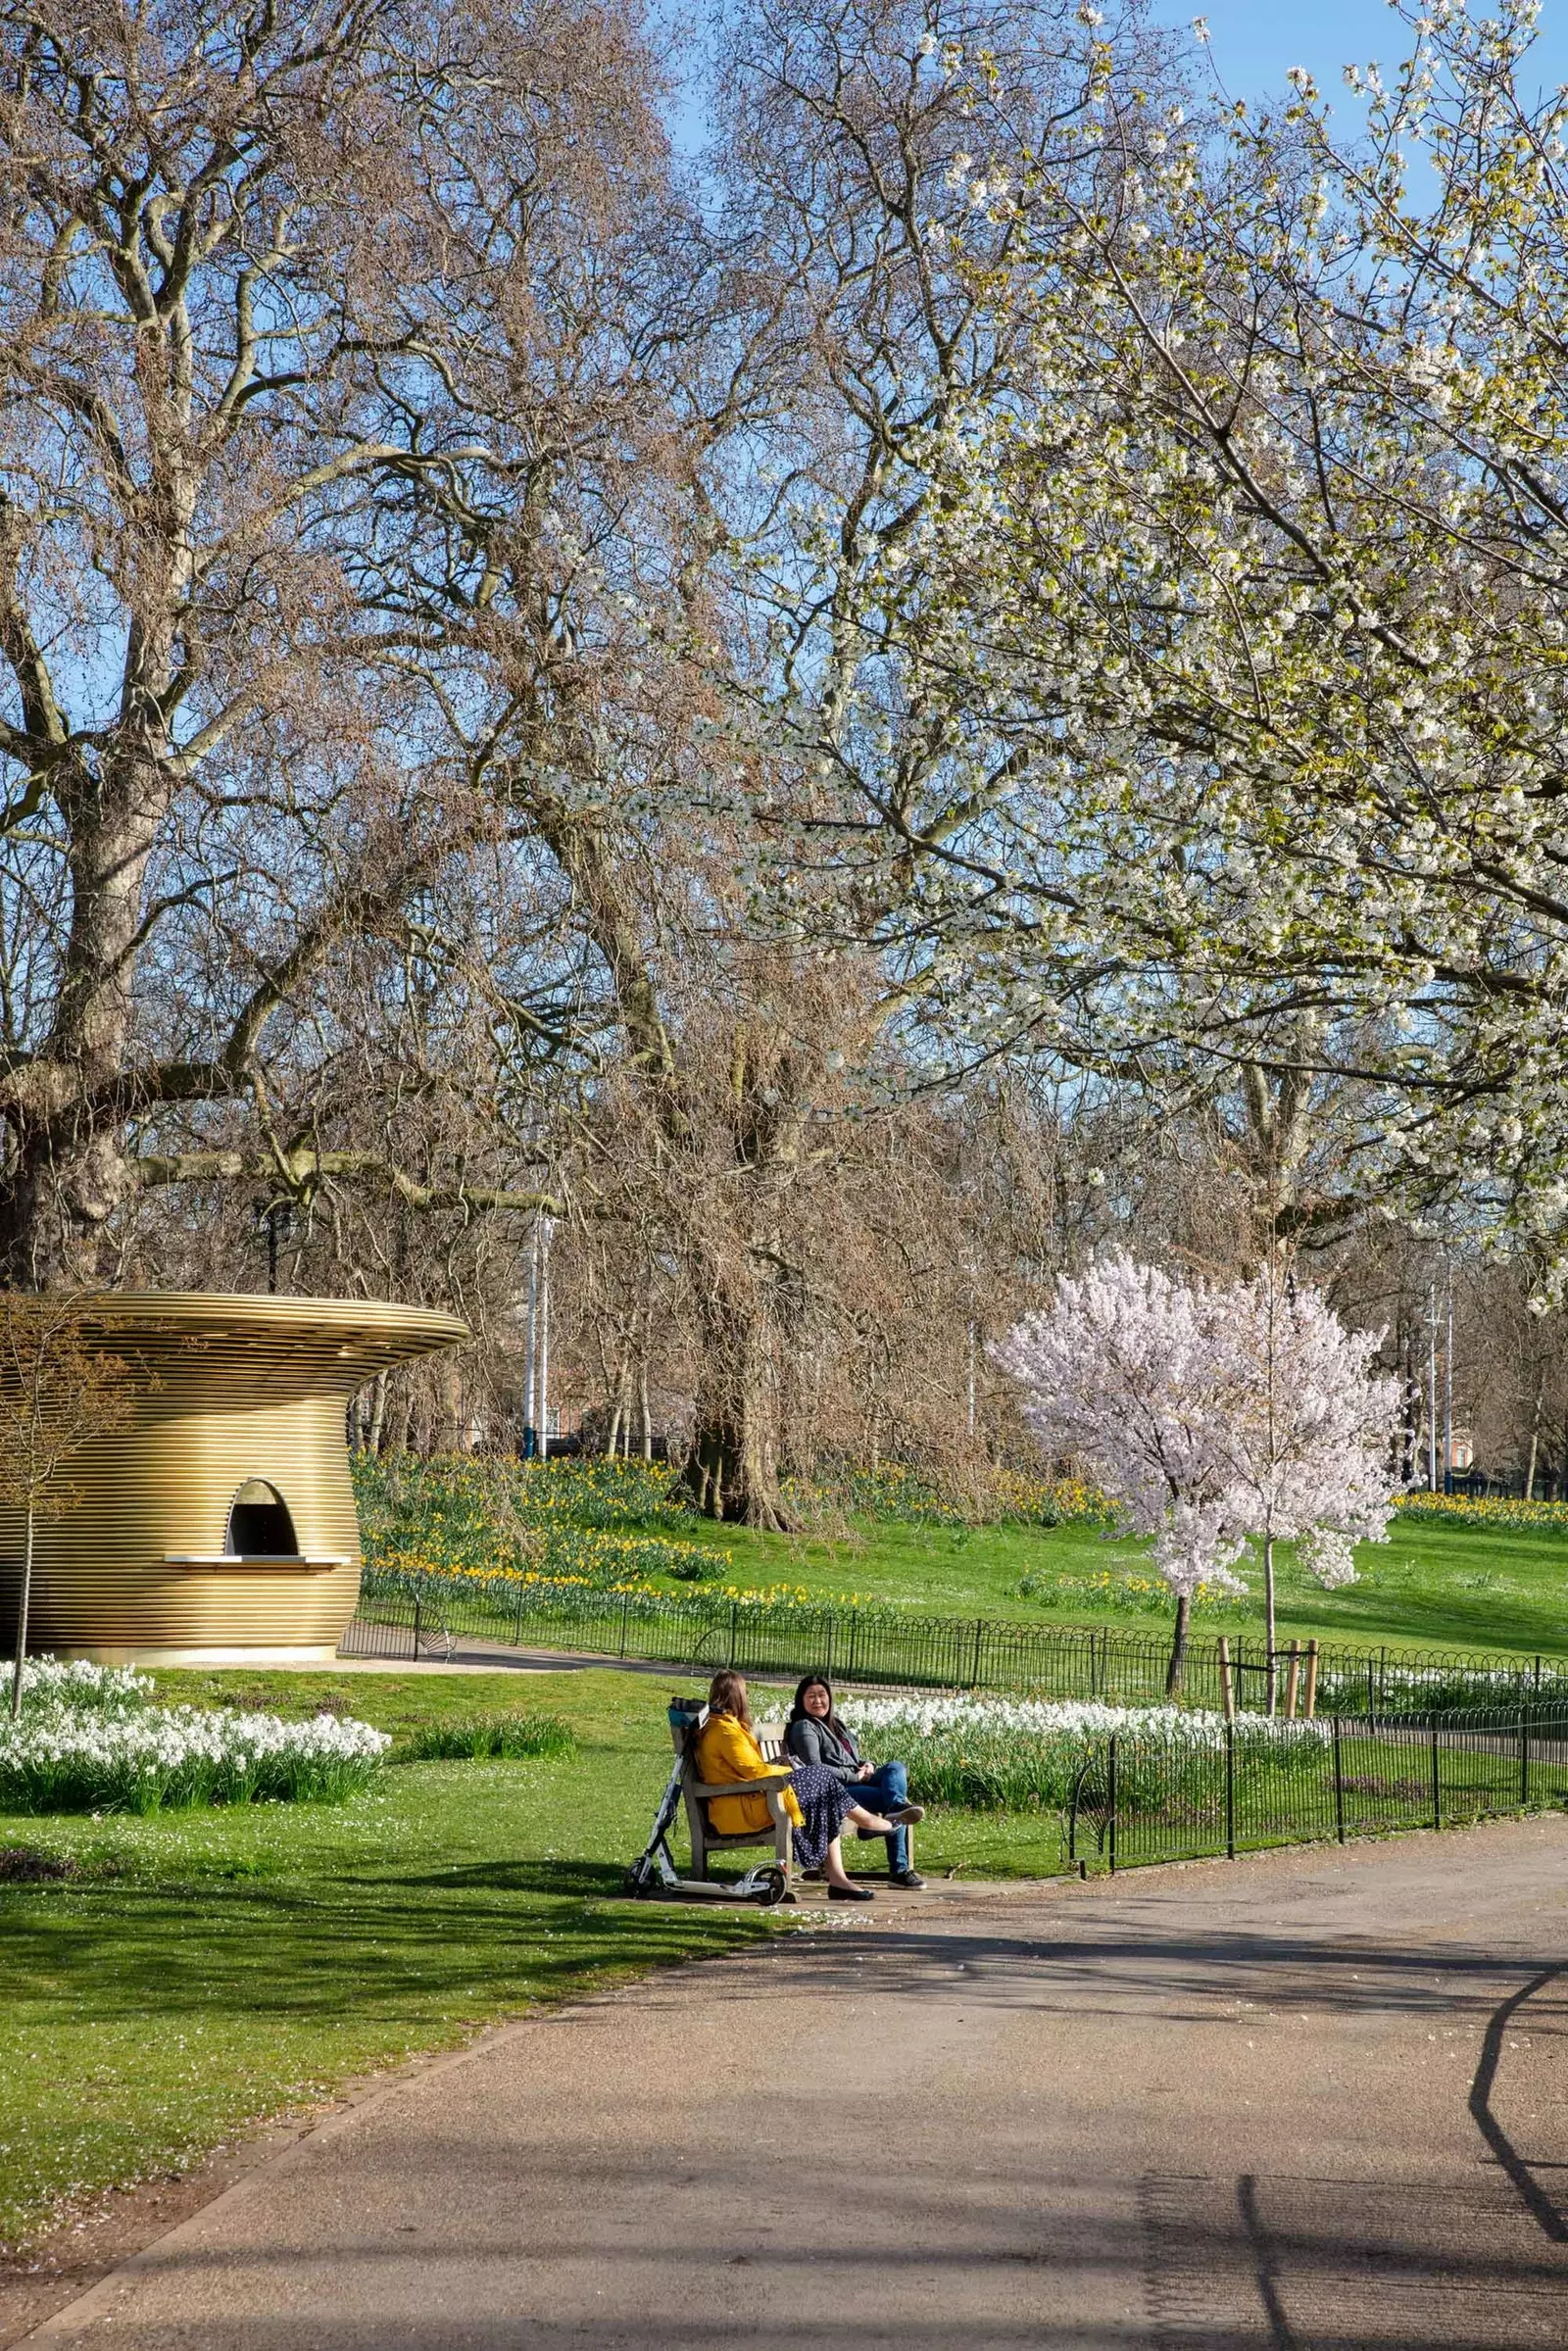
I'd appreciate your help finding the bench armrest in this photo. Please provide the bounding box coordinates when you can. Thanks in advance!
[689,1769,794,1799]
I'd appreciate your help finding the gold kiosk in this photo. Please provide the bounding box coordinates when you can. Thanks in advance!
[0,1293,467,1665]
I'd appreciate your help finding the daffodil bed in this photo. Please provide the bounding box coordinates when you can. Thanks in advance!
[351,1451,1110,1601]
[1014,1567,1246,1616]
[349,1453,1568,1659]
[1393,1491,1568,1532]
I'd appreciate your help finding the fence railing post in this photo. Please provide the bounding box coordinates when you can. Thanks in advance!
[1431,1720,1441,1830]
[824,1612,835,1682]
[514,1585,525,1647]
[1284,1641,1301,1721]
[728,1599,738,1667]
[1519,1707,1530,1807]
[1107,1736,1118,1875]
[413,1597,421,1660]
[846,1611,858,1685]
[619,1592,630,1661]
[1225,1721,1236,1859]
[1333,1717,1347,1844]
[970,1617,984,1689]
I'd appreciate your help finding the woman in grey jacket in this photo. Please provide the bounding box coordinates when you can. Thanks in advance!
[785,1676,924,1887]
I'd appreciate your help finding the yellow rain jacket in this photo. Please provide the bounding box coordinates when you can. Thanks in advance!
[694,1711,805,1837]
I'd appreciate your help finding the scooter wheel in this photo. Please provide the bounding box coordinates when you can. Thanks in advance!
[756,1866,788,1907]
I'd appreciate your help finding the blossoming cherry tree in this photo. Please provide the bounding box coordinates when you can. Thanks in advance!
[995,1254,1401,1700]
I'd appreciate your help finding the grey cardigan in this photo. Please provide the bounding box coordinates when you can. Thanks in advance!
[784,1714,861,1783]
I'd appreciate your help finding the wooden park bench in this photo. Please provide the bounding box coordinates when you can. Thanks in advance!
[671,1706,916,1883]
[673,1709,795,1881]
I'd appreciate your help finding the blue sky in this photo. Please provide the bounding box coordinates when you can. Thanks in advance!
[663,6,1568,160]
[1153,1,1568,107]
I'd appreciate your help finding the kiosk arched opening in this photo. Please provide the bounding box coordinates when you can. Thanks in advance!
[226,1480,300,1558]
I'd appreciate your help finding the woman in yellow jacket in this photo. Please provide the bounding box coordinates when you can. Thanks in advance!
[694,1670,921,1902]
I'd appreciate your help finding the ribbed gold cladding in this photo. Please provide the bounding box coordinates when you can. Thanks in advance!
[0,1293,467,1664]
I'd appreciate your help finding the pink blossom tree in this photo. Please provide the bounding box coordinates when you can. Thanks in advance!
[1208,1262,1402,1707]
[995,1254,1401,1698]
[993,1257,1250,1694]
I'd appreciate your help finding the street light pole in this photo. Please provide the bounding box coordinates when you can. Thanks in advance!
[537,1215,554,1459]
[523,1220,540,1458]
[1427,1282,1439,1492]
[1444,1267,1454,1495]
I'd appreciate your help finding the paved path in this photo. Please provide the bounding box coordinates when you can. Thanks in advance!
[25,1819,1568,2348]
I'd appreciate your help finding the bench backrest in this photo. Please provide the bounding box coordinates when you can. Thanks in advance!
[671,1708,787,1774]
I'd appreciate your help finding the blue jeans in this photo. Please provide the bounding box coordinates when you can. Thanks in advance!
[852,1759,911,1874]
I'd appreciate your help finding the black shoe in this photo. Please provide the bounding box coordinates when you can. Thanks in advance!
[828,1883,875,1901]
[889,1869,925,1889]
[800,1868,823,1881]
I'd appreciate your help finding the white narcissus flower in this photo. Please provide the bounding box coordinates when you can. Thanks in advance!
[839,1690,1330,1749]
[5,1657,153,1713]
[0,1700,390,1812]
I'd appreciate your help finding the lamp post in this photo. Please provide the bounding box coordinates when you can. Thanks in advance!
[1427,1282,1439,1492]
[522,1213,556,1460]
[537,1215,554,1459]
[1444,1267,1454,1495]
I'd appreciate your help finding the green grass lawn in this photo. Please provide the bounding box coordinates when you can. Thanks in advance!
[633,1513,1568,1659]
[0,1665,1054,2256]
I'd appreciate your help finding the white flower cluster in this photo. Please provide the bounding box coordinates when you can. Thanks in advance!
[840,1691,1330,1748]
[993,1254,1400,1602]
[5,1656,154,1713]
[0,1701,389,1813]
[1315,1660,1568,1712]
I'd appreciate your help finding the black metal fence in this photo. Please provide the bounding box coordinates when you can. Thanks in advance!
[343,1572,1568,1718]
[1067,1707,1568,1872]
[338,1591,455,1663]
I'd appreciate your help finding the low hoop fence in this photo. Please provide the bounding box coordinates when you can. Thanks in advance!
[1067,1704,1568,1873]
[341,1567,1568,1720]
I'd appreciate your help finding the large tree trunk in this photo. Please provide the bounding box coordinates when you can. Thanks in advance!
[681,1398,794,1530]
[676,1282,797,1530]
[0,766,165,1287]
